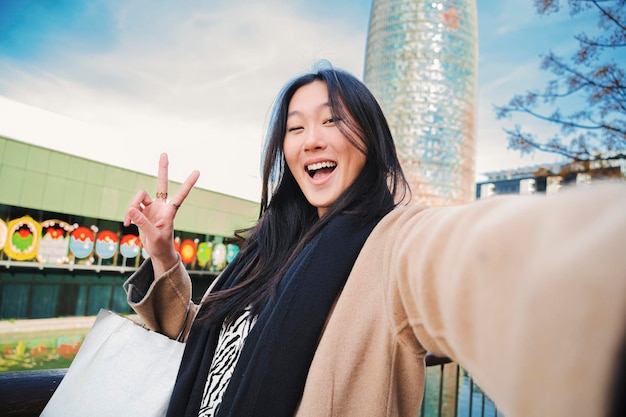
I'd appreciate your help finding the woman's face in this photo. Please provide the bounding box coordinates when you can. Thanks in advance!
[283,80,367,217]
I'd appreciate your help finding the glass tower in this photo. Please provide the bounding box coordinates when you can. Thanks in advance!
[364,0,478,205]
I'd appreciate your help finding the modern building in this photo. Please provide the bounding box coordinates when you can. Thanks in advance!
[0,135,259,319]
[476,160,626,199]
[364,0,478,206]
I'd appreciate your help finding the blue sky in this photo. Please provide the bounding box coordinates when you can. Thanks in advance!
[0,0,602,201]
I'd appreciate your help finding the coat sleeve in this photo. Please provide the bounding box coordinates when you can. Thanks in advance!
[123,255,198,341]
[389,182,626,417]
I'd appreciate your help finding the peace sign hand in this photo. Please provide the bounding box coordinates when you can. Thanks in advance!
[124,153,200,277]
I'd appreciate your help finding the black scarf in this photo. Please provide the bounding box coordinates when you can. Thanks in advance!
[166,213,380,417]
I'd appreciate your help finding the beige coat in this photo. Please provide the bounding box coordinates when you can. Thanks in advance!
[126,182,626,417]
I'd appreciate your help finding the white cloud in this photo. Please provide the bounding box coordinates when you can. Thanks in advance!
[2,0,592,198]
[0,0,367,201]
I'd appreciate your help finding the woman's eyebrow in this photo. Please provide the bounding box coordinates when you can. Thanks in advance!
[287,102,331,119]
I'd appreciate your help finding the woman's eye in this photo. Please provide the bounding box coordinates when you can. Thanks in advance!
[324,118,337,125]
[288,126,303,132]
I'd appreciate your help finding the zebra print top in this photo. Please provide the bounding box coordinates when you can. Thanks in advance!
[197,309,257,417]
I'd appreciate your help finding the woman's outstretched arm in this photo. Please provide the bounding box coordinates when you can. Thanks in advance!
[390,182,626,417]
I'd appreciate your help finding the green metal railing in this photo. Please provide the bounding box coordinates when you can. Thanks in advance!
[421,356,501,417]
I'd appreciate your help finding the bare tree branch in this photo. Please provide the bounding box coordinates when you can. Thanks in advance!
[496,0,626,165]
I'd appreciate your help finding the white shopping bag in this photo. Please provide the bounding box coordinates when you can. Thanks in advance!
[41,309,185,417]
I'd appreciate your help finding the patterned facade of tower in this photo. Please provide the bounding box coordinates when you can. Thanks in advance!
[364,0,478,205]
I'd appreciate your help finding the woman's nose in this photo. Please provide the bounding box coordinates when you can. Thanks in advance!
[303,126,327,151]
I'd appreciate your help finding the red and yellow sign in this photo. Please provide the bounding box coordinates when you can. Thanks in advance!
[180,239,197,264]
[4,216,41,261]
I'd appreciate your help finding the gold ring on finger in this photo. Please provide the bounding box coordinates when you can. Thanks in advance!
[169,201,181,210]
[156,191,168,200]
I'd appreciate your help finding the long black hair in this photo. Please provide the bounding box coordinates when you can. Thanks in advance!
[199,62,410,324]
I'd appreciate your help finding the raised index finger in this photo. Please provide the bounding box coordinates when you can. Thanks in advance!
[157,153,169,197]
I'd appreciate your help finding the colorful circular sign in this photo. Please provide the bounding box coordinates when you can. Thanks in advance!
[95,230,119,260]
[180,239,197,264]
[4,216,41,261]
[226,244,240,263]
[196,242,212,268]
[69,226,96,259]
[212,243,226,271]
[120,234,141,258]
[38,220,70,264]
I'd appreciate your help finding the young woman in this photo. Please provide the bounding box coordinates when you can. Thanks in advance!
[123,65,626,417]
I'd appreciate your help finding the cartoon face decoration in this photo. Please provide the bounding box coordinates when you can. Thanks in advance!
[196,241,213,268]
[37,220,70,264]
[4,216,41,261]
[95,230,119,260]
[120,234,141,258]
[226,244,240,263]
[69,226,96,260]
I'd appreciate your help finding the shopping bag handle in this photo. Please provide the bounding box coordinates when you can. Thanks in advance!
[175,302,192,342]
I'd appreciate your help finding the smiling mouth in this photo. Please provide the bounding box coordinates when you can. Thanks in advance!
[306,161,337,178]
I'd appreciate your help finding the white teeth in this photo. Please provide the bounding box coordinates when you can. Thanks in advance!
[307,161,337,171]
